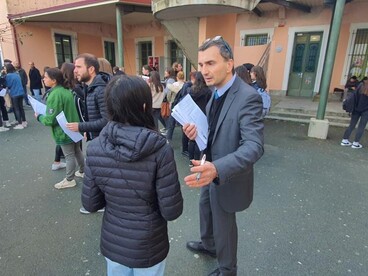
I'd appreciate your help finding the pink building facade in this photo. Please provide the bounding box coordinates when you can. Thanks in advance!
[1,0,367,97]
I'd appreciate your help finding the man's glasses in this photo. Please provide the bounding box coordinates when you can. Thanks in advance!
[203,36,233,59]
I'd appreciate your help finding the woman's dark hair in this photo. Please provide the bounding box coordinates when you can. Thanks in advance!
[142,65,152,75]
[60,62,76,90]
[45,67,64,86]
[165,67,176,79]
[235,65,252,85]
[105,75,155,130]
[192,72,208,93]
[250,65,267,90]
[149,71,163,93]
[5,63,16,73]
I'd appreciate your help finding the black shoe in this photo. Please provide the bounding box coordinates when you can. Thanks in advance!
[186,241,216,258]
[208,268,221,276]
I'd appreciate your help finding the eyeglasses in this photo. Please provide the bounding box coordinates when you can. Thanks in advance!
[203,36,233,59]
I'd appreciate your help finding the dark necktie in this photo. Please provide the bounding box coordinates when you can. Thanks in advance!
[214,90,219,100]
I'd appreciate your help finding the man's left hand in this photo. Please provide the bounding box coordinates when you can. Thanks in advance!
[184,160,218,188]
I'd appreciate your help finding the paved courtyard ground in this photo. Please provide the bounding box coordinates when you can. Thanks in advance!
[1,107,367,275]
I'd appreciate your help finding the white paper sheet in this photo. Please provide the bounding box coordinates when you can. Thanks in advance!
[28,95,46,115]
[0,88,6,97]
[56,111,83,143]
[171,94,208,151]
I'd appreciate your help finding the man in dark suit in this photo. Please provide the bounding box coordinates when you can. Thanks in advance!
[183,36,264,276]
[28,61,43,102]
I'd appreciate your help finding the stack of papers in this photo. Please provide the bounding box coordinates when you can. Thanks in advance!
[171,95,208,151]
[0,88,7,97]
[28,95,46,115]
[28,96,83,143]
[56,111,83,142]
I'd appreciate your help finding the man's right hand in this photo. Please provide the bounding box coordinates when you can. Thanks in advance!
[183,123,197,140]
[66,122,79,132]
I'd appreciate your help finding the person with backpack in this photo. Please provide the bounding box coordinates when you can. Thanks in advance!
[250,65,271,119]
[66,53,108,214]
[341,77,368,149]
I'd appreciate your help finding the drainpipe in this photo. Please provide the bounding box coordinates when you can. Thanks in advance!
[116,4,124,67]
[9,19,21,67]
[316,0,346,120]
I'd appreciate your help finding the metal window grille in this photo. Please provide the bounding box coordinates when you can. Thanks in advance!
[347,28,368,80]
[244,34,269,46]
[169,40,184,66]
[104,41,116,67]
[54,34,73,67]
[138,41,152,69]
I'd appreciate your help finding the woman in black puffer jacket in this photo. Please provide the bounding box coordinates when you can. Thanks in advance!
[82,75,183,275]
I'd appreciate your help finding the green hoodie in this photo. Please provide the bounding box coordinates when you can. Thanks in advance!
[38,85,81,145]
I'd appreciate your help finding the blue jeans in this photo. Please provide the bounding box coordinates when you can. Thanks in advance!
[32,88,42,102]
[23,85,30,105]
[343,110,368,143]
[105,257,166,276]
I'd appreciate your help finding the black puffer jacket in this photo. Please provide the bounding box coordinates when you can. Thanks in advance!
[82,122,183,268]
[79,74,108,140]
[354,83,368,113]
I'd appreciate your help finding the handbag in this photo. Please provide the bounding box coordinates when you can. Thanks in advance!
[4,92,12,108]
[161,96,171,118]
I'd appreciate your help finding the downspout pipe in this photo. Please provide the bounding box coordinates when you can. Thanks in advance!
[8,19,22,67]
[316,0,346,119]
[116,4,124,67]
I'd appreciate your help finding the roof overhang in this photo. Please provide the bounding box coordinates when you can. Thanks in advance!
[153,0,262,20]
[8,0,153,26]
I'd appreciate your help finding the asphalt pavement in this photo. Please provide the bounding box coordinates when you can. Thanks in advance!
[1,107,367,276]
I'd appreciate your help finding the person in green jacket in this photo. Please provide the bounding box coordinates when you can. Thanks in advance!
[35,67,84,189]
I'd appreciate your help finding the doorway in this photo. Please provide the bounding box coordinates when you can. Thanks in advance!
[288,32,323,97]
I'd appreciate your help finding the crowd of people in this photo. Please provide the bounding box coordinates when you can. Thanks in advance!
[3,34,367,275]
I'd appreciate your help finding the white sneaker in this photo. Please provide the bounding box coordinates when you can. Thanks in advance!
[13,124,24,130]
[51,162,66,171]
[54,178,76,189]
[3,121,11,127]
[75,171,84,178]
[0,126,9,132]
[351,143,363,149]
[79,207,105,214]
[10,121,17,125]
[22,121,28,128]
[340,140,352,146]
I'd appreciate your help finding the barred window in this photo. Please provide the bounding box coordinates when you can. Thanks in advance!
[348,28,368,79]
[244,34,269,46]
[55,34,73,67]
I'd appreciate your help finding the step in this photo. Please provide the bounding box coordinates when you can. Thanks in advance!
[271,108,349,118]
[266,115,350,128]
[267,112,367,129]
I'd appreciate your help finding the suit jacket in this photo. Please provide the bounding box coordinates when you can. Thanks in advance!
[28,68,43,89]
[207,76,264,213]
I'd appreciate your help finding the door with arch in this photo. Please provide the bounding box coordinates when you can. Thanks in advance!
[288,32,323,97]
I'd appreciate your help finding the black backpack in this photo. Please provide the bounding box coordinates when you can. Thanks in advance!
[342,90,358,113]
[72,90,86,122]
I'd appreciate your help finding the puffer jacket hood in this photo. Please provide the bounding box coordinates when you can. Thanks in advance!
[88,73,107,92]
[97,71,112,84]
[99,121,167,162]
